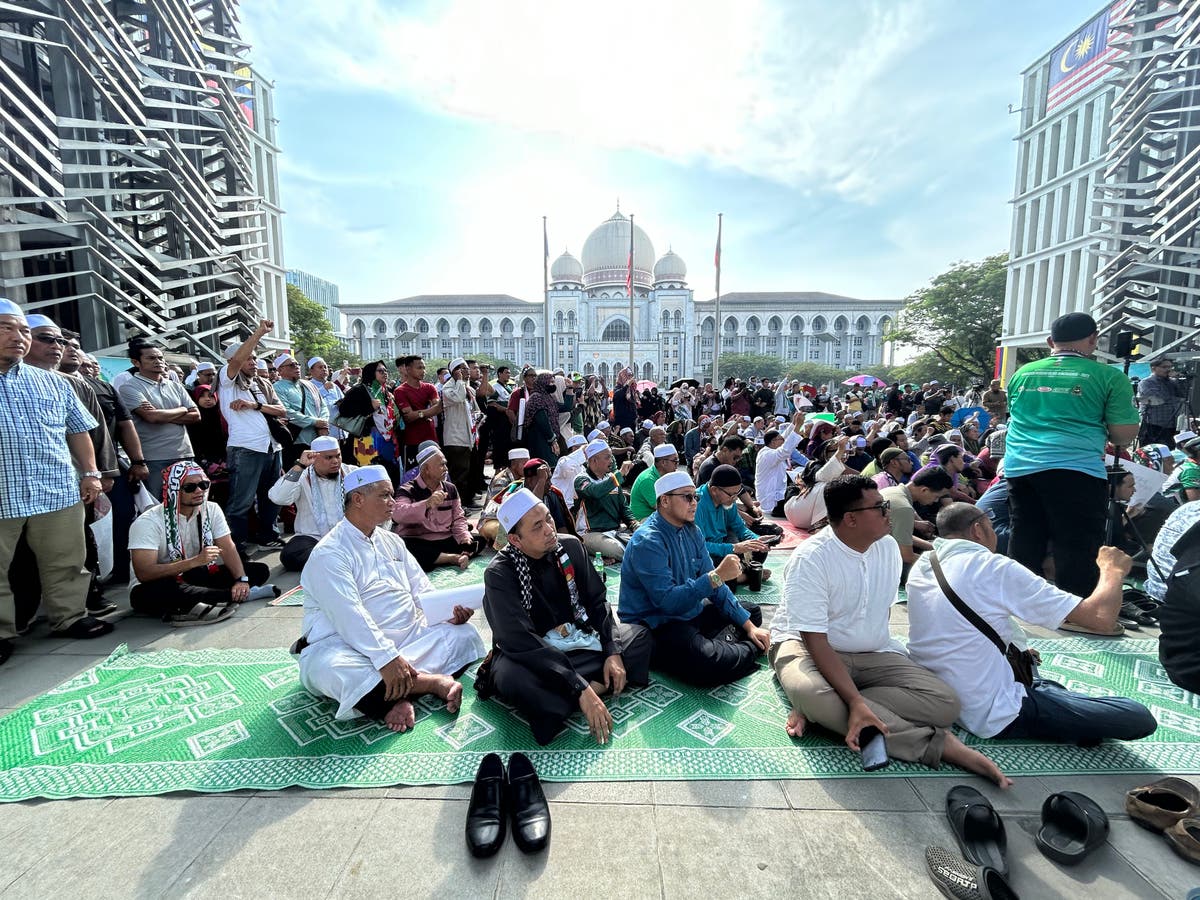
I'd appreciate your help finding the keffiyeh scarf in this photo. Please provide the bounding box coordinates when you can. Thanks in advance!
[163,461,216,578]
[498,540,591,632]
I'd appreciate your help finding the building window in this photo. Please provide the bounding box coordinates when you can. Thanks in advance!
[602,320,630,342]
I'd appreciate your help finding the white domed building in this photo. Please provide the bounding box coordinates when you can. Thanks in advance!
[341,208,902,383]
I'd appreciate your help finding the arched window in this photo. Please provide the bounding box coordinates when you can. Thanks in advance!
[723,317,738,334]
[790,316,803,333]
[373,319,387,336]
[833,315,848,332]
[394,318,408,335]
[602,319,630,342]
[436,318,450,336]
[567,310,576,330]
[876,316,892,335]
[768,316,782,335]
[583,362,594,375]
[555,311,564,331]
[479,319,492,335]
[521,318,536,337]
[746,316,760,335]
[416,318,429,334]
[673,310,683,329]
[599,362,609,382]
[661,310,671,329]
[811,315,826,333]
[642,361,653,382]
[500,318,514,336]
[458,317,471,335]
[855,315,870,333]
[701,317,715,336]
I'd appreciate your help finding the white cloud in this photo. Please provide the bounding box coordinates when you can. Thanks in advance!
[242,0,950,201]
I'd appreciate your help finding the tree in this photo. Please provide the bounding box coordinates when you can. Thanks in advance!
[708,352,786,383]
[286,284,359,367]
[889,253,1007,385]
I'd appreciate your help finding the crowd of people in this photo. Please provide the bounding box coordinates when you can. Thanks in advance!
[2,301,1198,787]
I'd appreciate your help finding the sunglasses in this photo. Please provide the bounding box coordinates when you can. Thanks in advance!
[668,492,699,503]
[847,499,891,514]
[33,334,69,346]
[180,481,211,493]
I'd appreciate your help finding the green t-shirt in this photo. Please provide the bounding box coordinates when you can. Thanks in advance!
[1004,354,1140,479]
[1173,460,1200,498]
[629,466,662,520]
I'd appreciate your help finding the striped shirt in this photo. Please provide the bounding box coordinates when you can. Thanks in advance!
[0,361,98,518]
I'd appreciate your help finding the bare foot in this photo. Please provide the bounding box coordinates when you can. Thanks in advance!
[457,553,471,570]
[941,733,1013,789]
[383,699,416,733]
[762,568,773,583]
[427,673,464,713]
[785,708,806,738]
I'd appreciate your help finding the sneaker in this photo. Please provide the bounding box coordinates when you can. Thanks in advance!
[256,536,285,550]
[86,596,119,617]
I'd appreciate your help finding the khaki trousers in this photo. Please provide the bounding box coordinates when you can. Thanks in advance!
[581,530,625,561]
[0,503,89,639]
[769,638,958,767]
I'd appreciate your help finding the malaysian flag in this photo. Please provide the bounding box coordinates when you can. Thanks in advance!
[1046,1,1133,113]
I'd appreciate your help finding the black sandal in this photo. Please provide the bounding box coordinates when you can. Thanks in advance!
[49,615,115,640]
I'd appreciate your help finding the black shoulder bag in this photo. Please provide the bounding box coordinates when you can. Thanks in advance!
[251,378,294,450]
[928,551,1036,688]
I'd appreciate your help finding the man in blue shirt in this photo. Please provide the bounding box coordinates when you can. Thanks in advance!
[695,464,770,586]
[619,471,770,687]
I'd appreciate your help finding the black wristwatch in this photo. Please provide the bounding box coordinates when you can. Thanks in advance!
[255,401,263,410]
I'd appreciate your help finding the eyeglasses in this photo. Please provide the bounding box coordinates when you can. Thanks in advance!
[714,484,743,497]
[33,334,69,346]
[668,492,699,503]
[847,500,891,514]
[180,481,211,493]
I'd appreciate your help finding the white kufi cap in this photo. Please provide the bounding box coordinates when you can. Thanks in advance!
[584,439,610,460]
[344,465,389,493]
[654,471,695,499]
[496,487,542,532]
[310,435,340,453]
[653,443,678,459]
[508,448,531,461]
[566,434,587,449]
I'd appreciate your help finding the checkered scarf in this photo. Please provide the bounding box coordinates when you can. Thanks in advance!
[498,541,591,631]
[162,461,214,567]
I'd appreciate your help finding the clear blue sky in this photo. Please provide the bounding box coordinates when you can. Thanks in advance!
[240,0,1106,306]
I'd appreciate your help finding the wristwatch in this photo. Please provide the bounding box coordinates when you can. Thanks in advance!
[80,470,102,480]
[238,576,249,583]
[708,570,722,589]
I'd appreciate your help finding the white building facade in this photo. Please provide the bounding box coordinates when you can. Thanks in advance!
[342,210,900,382]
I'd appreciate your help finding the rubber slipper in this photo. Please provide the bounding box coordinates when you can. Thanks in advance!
[1114,609,1143,631]
[1035,791,1109,865]
[1125,777,1200,832]
[925,846,1019,899]
[1118,601,1157,627]
[1123,587,1160,612]
[1059,621,1125,637]
[168,602,236,628]
[48,615,115,639]
[946,785,1008,876]
[1164,817,1200,866]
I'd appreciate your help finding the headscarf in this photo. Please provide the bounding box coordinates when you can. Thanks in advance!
[523,371,561,428]
[806,422,835,458]
[162,461,216,574]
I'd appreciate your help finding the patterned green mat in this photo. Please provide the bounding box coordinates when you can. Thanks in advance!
[0,639,1196,802]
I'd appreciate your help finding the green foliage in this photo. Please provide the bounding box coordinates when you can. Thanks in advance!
[286,284,360,368]
[710,352,786,382]
[890,253,1007,385]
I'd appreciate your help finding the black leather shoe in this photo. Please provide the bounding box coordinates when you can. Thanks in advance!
[465,752,506,858]
[507,752,551,853]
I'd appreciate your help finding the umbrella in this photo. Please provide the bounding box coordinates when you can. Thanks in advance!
[842,374,885,388]
[951,407,991,431]
[670,377,700,390]
[792,394,813,409]
[635,379,658,393]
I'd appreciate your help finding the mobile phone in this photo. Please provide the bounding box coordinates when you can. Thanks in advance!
[858,726,889,772]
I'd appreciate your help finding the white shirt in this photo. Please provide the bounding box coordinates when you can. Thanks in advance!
[906,538,1079,737]
[127,501,230,587]
[441,376,475,448]
[220,364,276,452]
[267,465,357,539]
[784,457,846,530]
[771,527,904,653]
[552,449,586,507]
[754,426,801,511]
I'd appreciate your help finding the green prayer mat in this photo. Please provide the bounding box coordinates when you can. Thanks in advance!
[1,639,1196,802]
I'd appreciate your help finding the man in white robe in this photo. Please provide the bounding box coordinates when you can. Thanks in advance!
[551,433,588,508]
[268,435,358,571]
[298,465,485,732]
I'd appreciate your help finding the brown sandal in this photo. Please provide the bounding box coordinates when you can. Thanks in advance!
[1125,777,1200,832]
[1165,817,1200,866]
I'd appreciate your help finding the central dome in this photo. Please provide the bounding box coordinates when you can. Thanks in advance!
[580,210,655,289]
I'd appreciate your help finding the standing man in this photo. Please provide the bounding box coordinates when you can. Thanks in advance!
[1005,312,1140,597]
[483,364,514,465]
[274,353,329,464]
[0,299,112,664]
[220,320,288,555]
[118,340,199,499]
[440,358,477,505]
[394,355,441,470]
[981,378,1008,423]
[1137,357,1189,448]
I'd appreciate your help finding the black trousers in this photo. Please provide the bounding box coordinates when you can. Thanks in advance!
[129,562,270,617]
[404,534,485,572]
[1009,469,1107,598]
[280,535,319,572]
[1138,421,1178,449]
[648,599,763,688]
[491,622,653,745]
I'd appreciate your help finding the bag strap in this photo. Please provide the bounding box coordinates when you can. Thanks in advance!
[928,551,1007,657]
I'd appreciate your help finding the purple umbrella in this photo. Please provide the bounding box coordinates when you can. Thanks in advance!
[841,374,885,388]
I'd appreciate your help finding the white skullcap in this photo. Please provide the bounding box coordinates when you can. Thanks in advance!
[417,444,442,466]
[223,342,242,359]
[566,434,587,449]
[0,298,25,320]
[596,421,611,431]
[306,356,326,370]
[196,362,216,373]
[255,358,268,371]
[654,471,695,499]
[642,419,654,429]
[449,357,467,372]
[273,353,296,369]
[310,435,340,453]
[653,443,679,459]
[584,439,610,460]
[620,427,634,435]
[1175,430,1197,445]
[508,448,531,461]
[26,314,56,330]
[344,465,389,493]
[496,487,542,532]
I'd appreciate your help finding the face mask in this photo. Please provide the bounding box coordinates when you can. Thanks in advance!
[721,501,736,511]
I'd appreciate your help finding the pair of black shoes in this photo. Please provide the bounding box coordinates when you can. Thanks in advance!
[466,752,550,858]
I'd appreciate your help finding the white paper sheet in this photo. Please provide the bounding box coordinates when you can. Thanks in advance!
[418,583,485,624]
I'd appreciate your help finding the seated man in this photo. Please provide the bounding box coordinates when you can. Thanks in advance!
[392,445,485,571]
[477,447,531,544]
[481,488,652,745]
[1147,499,1200,603]
[550,434,588,509]
[770,475,1010,785]
[696,465,772,586]
[619,472,770,687]
[267,436,358,571]
[872,446,912,490]
[130,462,276,625]
[298,465,485,732]
[880,467,953,574]
[574,440,636,561]
[629,443,679,520]
[907,502,1157,745]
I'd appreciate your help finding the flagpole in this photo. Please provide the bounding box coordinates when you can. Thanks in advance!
[713,212,723,387]
[628,213,635,377]
[543,216,550,370]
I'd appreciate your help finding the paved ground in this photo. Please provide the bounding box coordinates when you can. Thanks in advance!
[2,549,1198,899]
